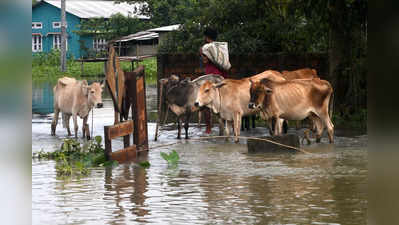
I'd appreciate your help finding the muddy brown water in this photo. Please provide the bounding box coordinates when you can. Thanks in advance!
[32,80,367,225]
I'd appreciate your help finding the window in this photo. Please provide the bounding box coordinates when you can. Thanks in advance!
[53,34,67,50]
[32,35,42,52]
[32,22,42,29]
[93,38,107,51]
[52,22,66,29]
[53,22,61,29]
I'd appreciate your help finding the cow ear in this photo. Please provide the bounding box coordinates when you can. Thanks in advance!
[170,74,179,82]
[213,82,226,89]
[264,86,273,94]
[159,78,168,85]
[82,84,89,96]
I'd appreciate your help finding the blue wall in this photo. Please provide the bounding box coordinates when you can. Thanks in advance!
[32,2,93,59]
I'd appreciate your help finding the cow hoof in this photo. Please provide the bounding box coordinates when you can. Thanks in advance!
[177,136,181,140]
[87,136,91,140]
[185,136,189,140]
[316,138,321,143]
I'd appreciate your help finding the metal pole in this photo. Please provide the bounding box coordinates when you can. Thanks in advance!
[60,0,67,72]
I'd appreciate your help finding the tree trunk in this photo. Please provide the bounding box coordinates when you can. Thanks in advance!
[328,0,348,113]
[60,0,67,72]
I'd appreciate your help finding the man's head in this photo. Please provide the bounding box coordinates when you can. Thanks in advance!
[204,28,217,43]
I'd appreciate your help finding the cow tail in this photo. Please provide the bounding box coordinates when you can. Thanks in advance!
[329,90,334,119]
[62,113,67,128]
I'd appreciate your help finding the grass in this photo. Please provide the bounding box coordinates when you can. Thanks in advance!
[32,50,158,85]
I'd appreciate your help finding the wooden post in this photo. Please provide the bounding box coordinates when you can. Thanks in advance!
[60,0,67,72]
[81,60,84,75]
[130,66,148,151]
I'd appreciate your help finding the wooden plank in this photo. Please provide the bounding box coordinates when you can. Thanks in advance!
[104,120,134,140]
[110,145,137,163]
[131,66,148,148]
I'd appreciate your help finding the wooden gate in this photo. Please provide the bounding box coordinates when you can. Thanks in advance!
[104,46,148,162]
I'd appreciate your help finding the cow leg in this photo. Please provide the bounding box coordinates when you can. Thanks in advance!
[282,120,288,134]
[234,113,242,143]
[51,108,59,136]
[267,119,274,135]
[65,114,72,136]
[275,117,284,136]
[224,120,231,141]
[321,113,334,143]
[177,117,182,139]
[241,116,248,131]
[312,116,324,143]
[83,115,90,140]
[184,113,190,139]
[197,111,201,129]
[252,115,256,129]
[218,117,224,136]
[73,114,79,139]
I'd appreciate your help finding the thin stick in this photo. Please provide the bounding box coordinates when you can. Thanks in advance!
[150,135,310,154]
[154,82,163,141]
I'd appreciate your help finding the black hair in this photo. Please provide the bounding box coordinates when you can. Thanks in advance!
[204,28,217,41]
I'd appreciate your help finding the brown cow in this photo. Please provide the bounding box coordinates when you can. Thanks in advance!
[281,68,319,131]
[281,68,318,80]
[248,78,334,143]
[194,70,285,142]
[51,77,104,139]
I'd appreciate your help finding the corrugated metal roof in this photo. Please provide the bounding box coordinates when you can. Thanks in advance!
[115,31,159,42]
[114,24,181,42]
[147,24,181,32]
[44,0,149,19]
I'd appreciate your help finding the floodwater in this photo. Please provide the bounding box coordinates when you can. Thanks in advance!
[32,80,367,225]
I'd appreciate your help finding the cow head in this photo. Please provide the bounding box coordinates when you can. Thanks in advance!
[166,77,193,106]
[248,79,272,109]
[83,80,104,108]
[159,75,180,91]
[194,80,225,108]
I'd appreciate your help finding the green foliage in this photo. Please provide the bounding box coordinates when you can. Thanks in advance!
[160,150,179,165]
[138,161,151,168]
[33,136,118,177]
[32,53,157,85]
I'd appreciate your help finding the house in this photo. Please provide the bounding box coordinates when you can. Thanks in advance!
[114,24,181,57]
[32,0,148,59]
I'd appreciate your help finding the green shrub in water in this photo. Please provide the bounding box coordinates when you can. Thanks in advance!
[33,136,118,177]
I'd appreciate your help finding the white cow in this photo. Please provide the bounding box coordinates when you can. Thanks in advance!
[51,77,104,139]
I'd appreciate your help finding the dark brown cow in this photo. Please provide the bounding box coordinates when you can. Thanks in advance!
[160,74,224,139]
[248,78,334,143]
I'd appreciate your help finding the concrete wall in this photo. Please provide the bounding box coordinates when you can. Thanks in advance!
[128,44,158,56]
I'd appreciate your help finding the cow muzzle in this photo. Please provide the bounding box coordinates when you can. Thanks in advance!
[248,103,255,109]
[194,102,200,107]
[96,103,103,108]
